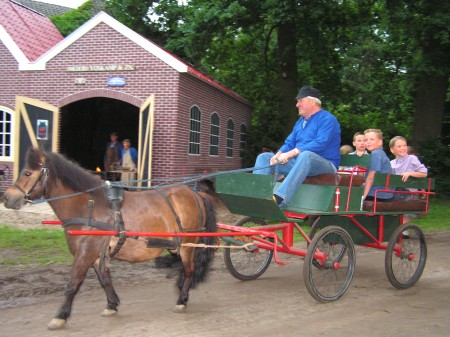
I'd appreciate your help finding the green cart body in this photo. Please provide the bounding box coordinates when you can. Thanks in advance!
[216,155,435,244]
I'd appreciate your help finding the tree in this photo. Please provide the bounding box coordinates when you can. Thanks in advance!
[384,0,450,144]
[50,1,95,36]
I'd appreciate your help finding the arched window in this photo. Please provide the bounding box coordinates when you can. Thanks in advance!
[209,113,219,156]
[226,119,234,157]
[189,106,201,154]
[0,108,13,160]
[240,123,247,158]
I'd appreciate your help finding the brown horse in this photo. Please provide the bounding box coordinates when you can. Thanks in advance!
[3,148,217,330]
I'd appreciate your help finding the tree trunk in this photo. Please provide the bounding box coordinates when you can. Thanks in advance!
[277,21,298,136]
[412,74,448,145]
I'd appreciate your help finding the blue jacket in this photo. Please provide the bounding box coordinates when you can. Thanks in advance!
[120,147,138,165]
[279,109,341,168]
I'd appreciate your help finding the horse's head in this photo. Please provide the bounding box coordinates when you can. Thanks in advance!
[3,148,48,210]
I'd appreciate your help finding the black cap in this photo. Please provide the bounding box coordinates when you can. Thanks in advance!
[295,86,320,99]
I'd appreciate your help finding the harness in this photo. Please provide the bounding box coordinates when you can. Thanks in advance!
[13,165,208,263]
[14,166,49,202]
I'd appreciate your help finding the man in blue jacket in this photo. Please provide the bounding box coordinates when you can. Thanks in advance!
[253,85,341,206]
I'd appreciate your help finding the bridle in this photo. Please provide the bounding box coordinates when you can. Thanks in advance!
[13,165,49,202]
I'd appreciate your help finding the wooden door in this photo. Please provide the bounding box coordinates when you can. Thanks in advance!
[137,94,155,187]
[14,96,58,179]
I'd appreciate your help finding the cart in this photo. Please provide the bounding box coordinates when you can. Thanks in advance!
[215,155,435,302]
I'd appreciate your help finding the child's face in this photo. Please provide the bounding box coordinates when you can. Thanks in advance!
[364,132,383,152]
[390,139,408,158]
[353,135,366,151]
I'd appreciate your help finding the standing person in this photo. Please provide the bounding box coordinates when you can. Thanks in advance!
[253,85,341,206]
[350,132,368,156]
[363,129,393,201]
[120,139,138,186]
[104,132,122,178]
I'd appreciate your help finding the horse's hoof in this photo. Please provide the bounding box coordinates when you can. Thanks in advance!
[101,308,117,317]
[47,318,66,330]
[173,304,186,313]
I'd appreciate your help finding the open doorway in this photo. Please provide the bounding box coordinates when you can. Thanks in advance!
[59,97,139,170]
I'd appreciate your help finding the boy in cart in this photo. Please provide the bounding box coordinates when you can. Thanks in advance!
[363,129,393,202]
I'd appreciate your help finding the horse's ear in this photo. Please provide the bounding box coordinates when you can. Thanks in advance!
[26,147,46,169]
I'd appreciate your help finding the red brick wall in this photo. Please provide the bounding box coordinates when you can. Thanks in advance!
[0,22,252,190]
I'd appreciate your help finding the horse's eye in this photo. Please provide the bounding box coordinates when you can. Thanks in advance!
[24,171,32,177]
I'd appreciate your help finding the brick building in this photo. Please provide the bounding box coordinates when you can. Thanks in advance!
[0,1,252,191]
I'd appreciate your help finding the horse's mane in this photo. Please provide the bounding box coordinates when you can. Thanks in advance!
[27,149,100,192]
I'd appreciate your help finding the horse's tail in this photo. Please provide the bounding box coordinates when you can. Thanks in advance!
[192,194,217,287]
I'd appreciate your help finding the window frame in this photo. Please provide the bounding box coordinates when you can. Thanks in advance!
[188,105,201,155]
[209,112,220,156]
[0,107,14,161]
[239,123,247,159]
[226,119,234,158]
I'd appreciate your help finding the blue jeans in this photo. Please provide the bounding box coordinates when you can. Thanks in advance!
[254,151,337,205]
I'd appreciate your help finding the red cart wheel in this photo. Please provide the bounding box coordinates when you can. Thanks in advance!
[223,217,273,281]
[304,226,355,302]
[385,223,427,289]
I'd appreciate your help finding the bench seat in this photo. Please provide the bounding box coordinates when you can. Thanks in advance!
[303,173,364,187]
[362,200,427,212]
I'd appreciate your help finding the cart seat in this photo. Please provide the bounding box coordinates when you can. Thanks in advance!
[303,173,364,187]
[362,200,427,212]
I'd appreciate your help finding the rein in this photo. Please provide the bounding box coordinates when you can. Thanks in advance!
[26,164,275,205]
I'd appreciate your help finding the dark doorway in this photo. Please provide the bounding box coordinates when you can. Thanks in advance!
[60,98,139,171]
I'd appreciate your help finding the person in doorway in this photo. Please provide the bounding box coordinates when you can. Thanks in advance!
[104,132,123,180]
[363,129,393,201]
[253,85,341,207]
[120,139,138,186]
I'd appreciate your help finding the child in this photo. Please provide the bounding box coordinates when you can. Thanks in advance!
[389,136,428,231]
[389,136,427,182]
[340,144,354,155]
[363,129,393,201]
[350,132,368,157]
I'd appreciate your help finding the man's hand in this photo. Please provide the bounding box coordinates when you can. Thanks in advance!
[270,149,299,165]
[270,152,282,165]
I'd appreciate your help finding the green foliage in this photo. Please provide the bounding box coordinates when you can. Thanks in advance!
[53,0,448,166]
[0,226,71,267]
[417,136,450,197]
[50,1,94,37]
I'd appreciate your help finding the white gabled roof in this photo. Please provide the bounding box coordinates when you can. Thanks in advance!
[19,11,189,72]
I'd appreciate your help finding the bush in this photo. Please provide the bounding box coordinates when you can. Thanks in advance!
[418,136,450,198]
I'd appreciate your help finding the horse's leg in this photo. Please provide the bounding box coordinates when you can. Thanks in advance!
[174,247,195,312]
[92,260,120,317]
[47,253,97,330]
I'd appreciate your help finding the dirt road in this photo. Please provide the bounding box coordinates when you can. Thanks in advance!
[1,202,450,336]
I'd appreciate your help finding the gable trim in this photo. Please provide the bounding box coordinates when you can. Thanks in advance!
[19,11,188,72]
[0,24,29,63]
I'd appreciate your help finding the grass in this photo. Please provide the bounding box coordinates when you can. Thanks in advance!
[0,225,72,268]
[415,198,450,231]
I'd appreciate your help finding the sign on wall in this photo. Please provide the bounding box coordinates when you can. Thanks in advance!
[36,119,49,140]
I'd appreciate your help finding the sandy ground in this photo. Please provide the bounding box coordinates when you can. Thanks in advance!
[0,201,450,336]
